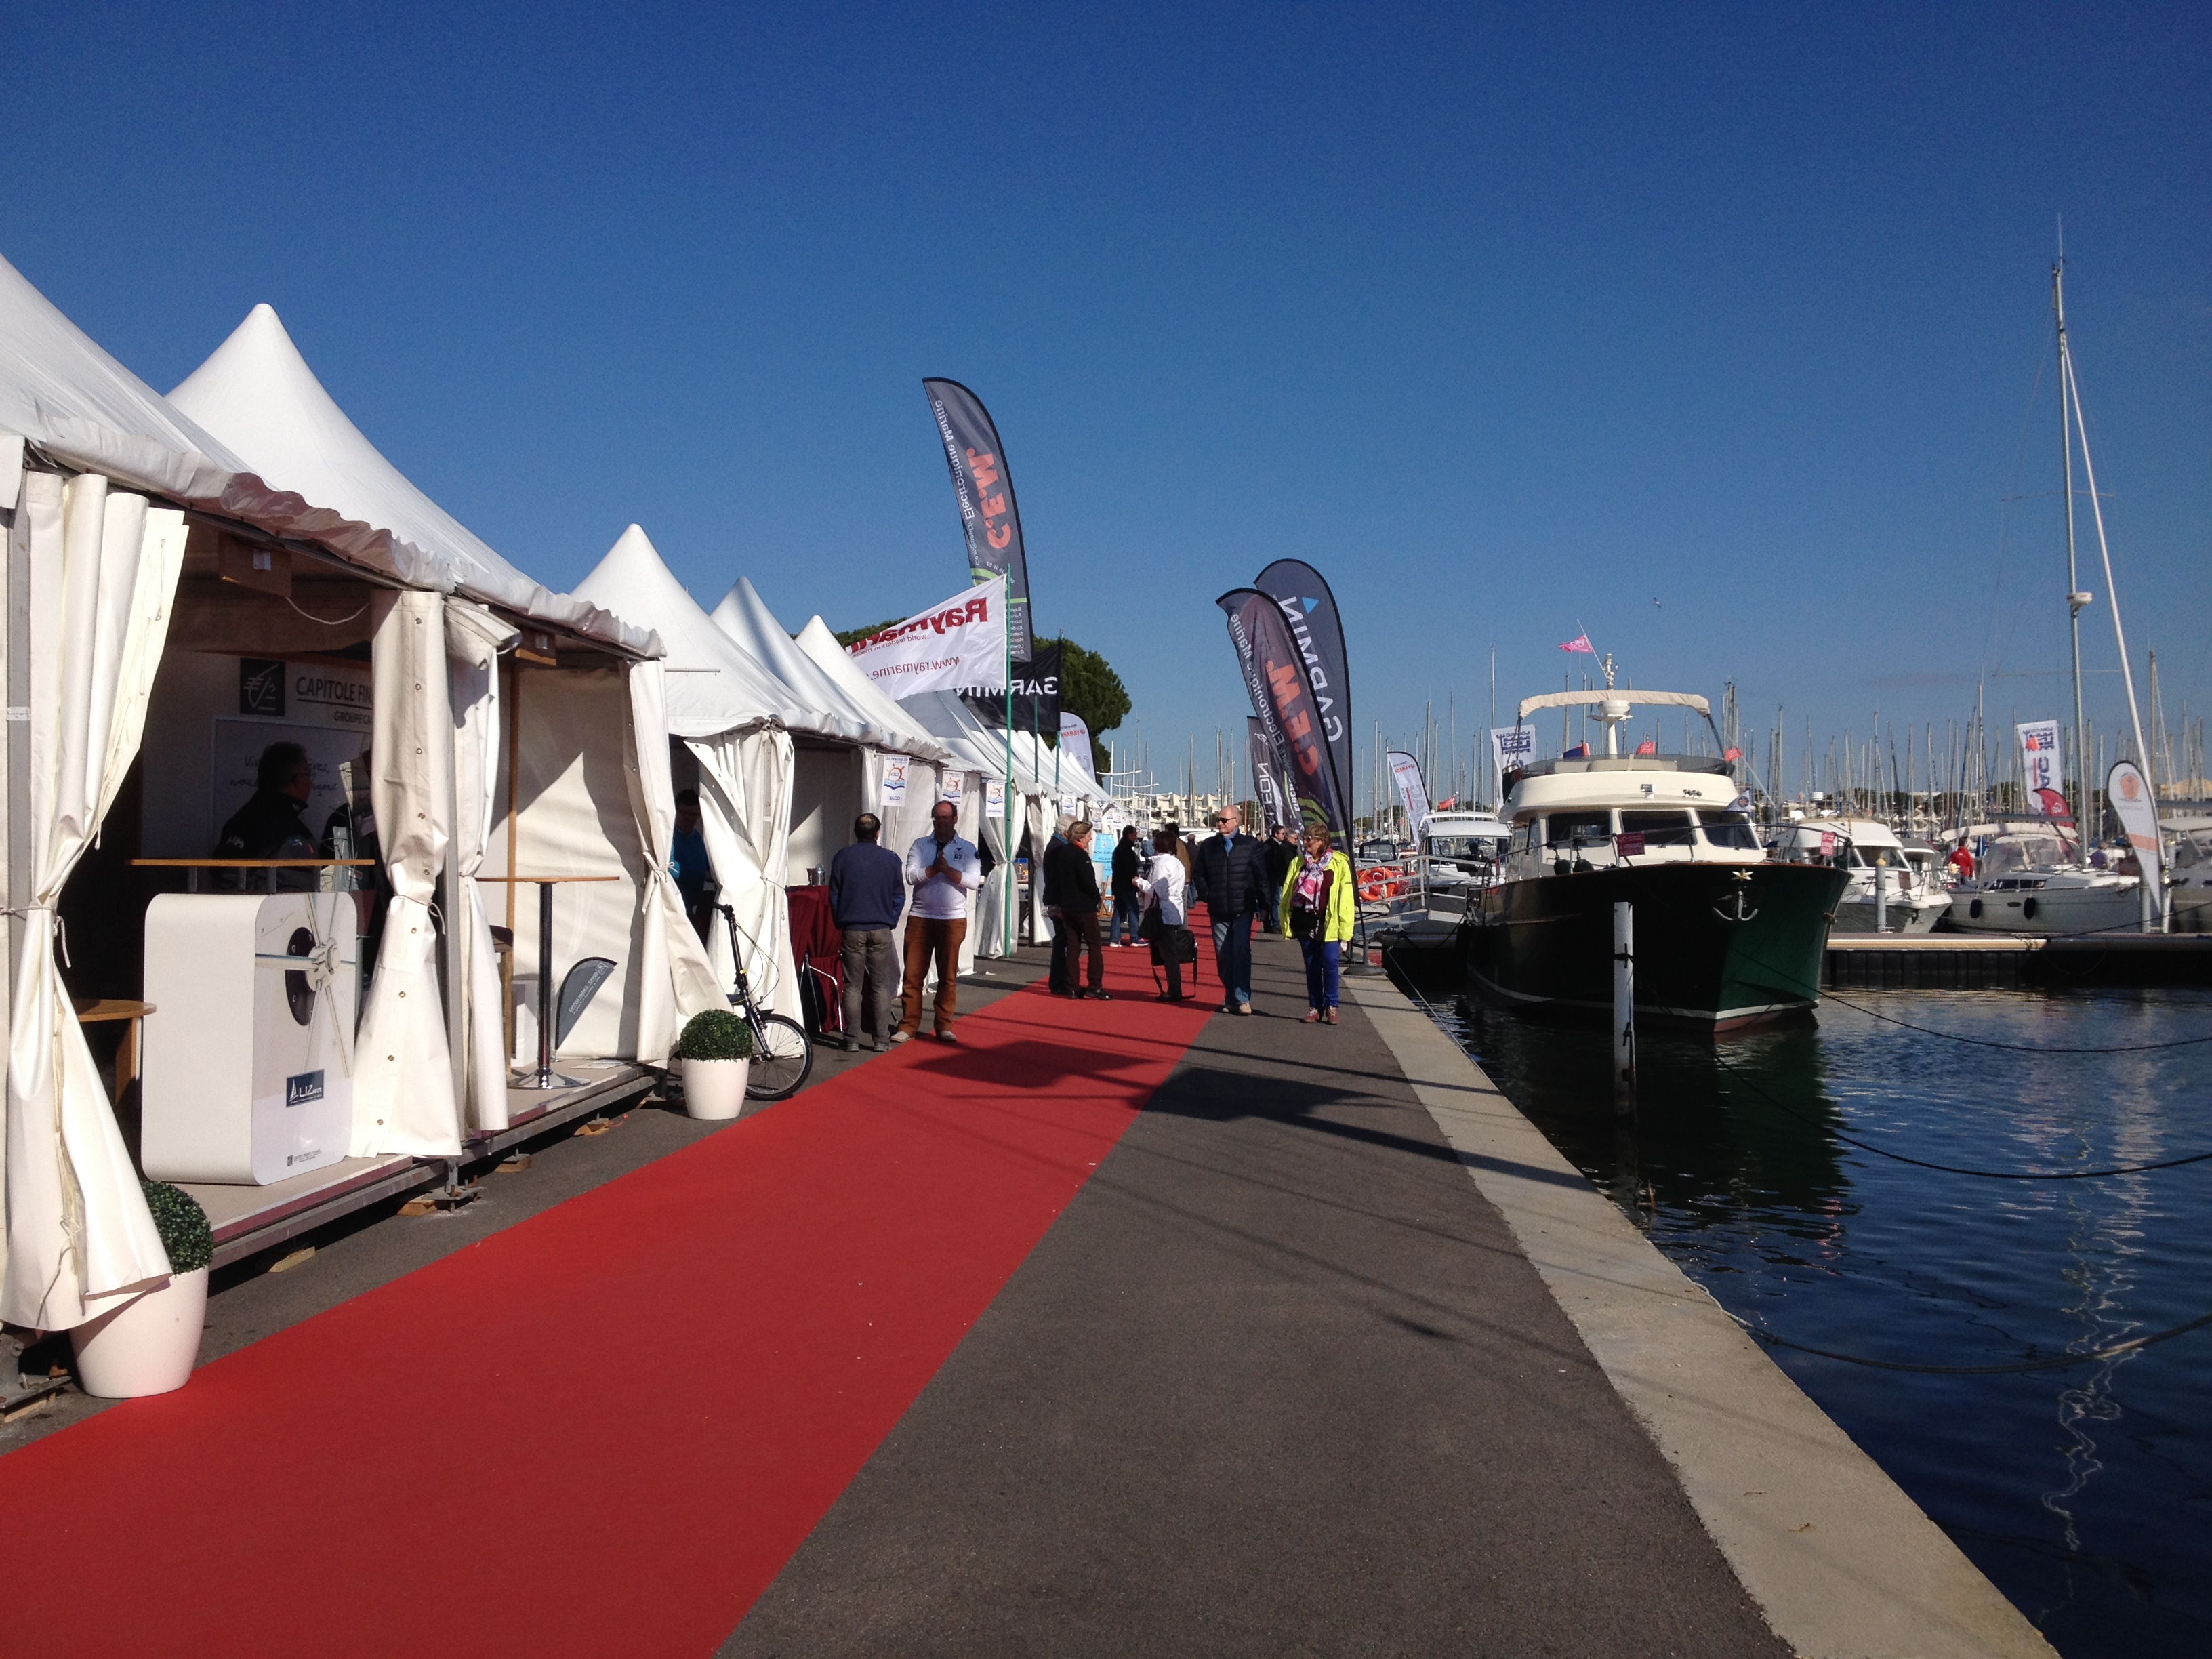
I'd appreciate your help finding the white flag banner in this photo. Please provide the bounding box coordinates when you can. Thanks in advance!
[1490,723,1536,801]
[2107,760,2165,922]
[1058,711,1097,781]
[2016,719,2068,819]
[1387,750,1430,837]
[851,573,1008,696]
[880,755,909,813]
[940,769,966,806]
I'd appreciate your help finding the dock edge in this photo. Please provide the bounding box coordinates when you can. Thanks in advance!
[1345,976,2057,1659]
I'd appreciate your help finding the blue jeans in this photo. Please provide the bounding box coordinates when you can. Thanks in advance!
[1110,895,1143,945]
[1300,937,1341,1010]
[1210,909,1255,1005]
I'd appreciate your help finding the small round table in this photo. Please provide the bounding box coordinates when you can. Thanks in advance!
[476,876,623,1090]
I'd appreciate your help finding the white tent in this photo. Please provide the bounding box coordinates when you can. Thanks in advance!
[573,525,857,1020]
[170,309,722,1107]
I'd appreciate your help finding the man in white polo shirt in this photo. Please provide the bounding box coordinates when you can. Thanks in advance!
[895,798,984,1044]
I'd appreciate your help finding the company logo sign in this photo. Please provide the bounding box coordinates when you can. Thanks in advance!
[285,1069,325,1109]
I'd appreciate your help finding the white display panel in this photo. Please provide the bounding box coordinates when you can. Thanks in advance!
[142,893,359,1185]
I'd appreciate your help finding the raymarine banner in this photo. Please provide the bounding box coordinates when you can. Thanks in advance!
[2016,719,2069,819]
[1218,588,1351,841]
[923,378,1034,663]
[1253,560,1352,822]
[1387,750,1431,837]
[1057,710,1097,781]
[1247,716,1290,834]
[1490,723,1537,801]
[847,574,1008,696]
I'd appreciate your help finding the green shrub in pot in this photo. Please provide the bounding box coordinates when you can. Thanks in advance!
[141,1179,213,1275]
[676,1008,754,1063]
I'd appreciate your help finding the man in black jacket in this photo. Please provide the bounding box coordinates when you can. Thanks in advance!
[1261,824,1296,933]
[1108,825,1143,947]
[1193,805,1269,1014]
[1047,820,1109,999]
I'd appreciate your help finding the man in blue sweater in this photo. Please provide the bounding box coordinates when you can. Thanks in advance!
[829,813,904,1051]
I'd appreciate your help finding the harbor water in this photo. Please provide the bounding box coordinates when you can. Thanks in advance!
[1413,975,2212,1659]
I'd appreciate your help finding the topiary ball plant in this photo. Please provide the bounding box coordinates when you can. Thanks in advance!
[142,1179,213,1275]
[676,1008,754,1062]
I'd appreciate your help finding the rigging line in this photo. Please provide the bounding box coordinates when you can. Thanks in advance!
[1710,1050,2212,1179]
[1723,1304,2212,1376]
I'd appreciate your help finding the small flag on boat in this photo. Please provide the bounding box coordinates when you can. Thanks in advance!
[1563,743,1588,759]
[1635,737,1658,755]
[1724,746,1742,761]
[1559,634,1594,654]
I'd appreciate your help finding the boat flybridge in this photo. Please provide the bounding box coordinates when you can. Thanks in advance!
[1465,659,1847,1031]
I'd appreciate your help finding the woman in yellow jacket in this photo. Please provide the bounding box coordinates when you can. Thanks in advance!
[1278,827,1357,1023]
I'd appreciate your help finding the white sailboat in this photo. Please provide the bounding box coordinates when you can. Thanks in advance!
[1946,247,2169,937]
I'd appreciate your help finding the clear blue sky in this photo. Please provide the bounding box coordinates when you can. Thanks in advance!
[6,3,2207,804]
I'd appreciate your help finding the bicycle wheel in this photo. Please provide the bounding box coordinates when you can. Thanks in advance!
[744,1012,815,1101]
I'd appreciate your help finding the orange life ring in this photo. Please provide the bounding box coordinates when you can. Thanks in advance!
[1357,865,1406,902]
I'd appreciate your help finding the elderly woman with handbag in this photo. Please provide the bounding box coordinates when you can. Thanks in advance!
[1278,826,1355,1023]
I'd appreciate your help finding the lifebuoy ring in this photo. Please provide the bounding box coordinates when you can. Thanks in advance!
[1357,865,1406,903]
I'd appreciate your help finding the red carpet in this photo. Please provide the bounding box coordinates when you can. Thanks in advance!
[1,949,1212,1656]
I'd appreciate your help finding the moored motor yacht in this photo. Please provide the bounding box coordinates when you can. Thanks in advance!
[1464,665,1847,1030]
[1413,808,1509,918]
[1770,816,1948,934]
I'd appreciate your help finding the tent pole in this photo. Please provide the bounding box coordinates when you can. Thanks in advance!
[1004,624,1015,957]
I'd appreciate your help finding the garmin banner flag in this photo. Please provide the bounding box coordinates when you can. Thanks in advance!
[847,574,1008,696]
[1247,716,1290,833]
[1253,560,1352,820]
[1218,588,1350,841]
[923,378,1033,663]
[962,640,1059,733]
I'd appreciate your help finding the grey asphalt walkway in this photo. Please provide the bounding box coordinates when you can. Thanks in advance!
[726,933,1788,1657]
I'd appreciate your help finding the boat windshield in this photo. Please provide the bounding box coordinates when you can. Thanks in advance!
[2171,832,2210,872]
[1847,845,1901,869]
[1429,835,1506,859]
[1618,810,1698,848]
[1544,812,1612,849]
[1979,831,2074,876]
[1697,811,1761,850]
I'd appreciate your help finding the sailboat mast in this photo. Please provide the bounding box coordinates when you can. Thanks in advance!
[2055,252,2091,836]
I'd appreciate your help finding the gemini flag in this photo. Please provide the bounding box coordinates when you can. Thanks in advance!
[1252,560,1353,829]
[1490,723,1536,799]
[1057,710,1097,781]
[846,575,1008,696]
[1559,634,1595,654]
[1218,588,1351,842]
[922,379,1033,663]
[2015,719,2069,820]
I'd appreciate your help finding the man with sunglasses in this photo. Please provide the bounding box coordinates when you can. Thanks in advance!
[1191,804,1268,1015]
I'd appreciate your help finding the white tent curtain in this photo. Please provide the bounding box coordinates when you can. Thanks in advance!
[627,663,724,1063]
[351,590,462,1158]
[950,773,983,977]
[446,599,518,1132]
[2,472,184,1329]
[1024,792,1054,946]
[974,781,1013,959]
[687,727,800,1021]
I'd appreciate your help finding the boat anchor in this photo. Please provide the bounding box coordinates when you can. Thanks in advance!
[1715,869,1759,924]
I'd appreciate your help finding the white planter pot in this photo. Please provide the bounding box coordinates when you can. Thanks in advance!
[70,1267,209,1398]
[682,1057,751,1120]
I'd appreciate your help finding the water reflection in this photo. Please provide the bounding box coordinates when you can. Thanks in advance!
[1404,970,2212,1659]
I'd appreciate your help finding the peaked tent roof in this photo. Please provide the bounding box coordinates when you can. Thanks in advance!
[572,525,853,742]
[167,304,653,656]
[711,579,949,764]
[1,249,249,501]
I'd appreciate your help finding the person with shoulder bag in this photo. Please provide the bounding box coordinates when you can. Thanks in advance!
[1279,825,1356,1024]
[1135,826,1194,1002]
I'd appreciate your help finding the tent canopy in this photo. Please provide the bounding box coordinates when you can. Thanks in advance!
[573,525,852,743]
[712,579,950,765]
[161,302,652,655]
